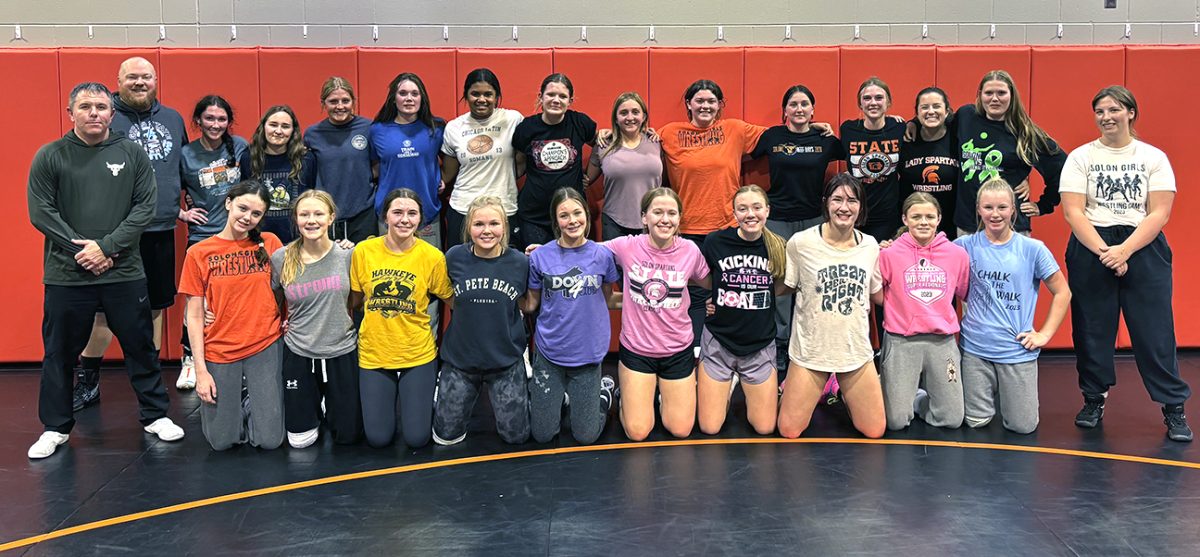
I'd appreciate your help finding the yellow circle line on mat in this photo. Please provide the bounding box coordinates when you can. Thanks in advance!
[3,437,1198,552]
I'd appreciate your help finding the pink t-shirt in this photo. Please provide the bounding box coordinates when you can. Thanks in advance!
[605,234,709,358]
[875,232,970,336]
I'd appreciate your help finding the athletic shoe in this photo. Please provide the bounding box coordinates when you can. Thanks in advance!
[1163,405,1194,442]
[728,374,740,400]
[1074,394,1106,428]
[143,417,185,442]
[28,431,69,459]
[176,355,196,390]
[71,366,100,412]
[523,348,533,380]
[287,428,319,449]
[600,375,617,414]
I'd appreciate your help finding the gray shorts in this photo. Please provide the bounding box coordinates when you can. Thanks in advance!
[699,326,776,385]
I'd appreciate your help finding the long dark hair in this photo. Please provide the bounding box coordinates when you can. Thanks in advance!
[250,105,306,182]
[374,72,443,136]
[225,180,273,266]
[191,94,238,167]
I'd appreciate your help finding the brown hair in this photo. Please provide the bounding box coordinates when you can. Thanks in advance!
[822,172,868,227]
[974,70,1060,166]
[1092,85,1139,138]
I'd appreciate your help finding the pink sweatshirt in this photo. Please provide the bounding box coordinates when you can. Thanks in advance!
[875,231,970,336]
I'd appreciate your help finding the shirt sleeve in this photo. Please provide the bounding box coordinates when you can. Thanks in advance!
[26,147,85,254]
[784,235,801,289]
[1058,146,1089,195]
[527,249,544,290]
[1034,138,1068,215]
[582,112,598,144]
[440,123,457,157]
[954,246,971,301]
[1146,144,1177,193]
[602,248,620,284]
[178,248,207,298]
[350,245,366,293]
[428,251,454,300]
[750,128,772,159]
[740,119,769,155]
[689,241,710,281]
[1032,241,1060,282]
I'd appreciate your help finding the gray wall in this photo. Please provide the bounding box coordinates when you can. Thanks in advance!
[3,0,1200,47]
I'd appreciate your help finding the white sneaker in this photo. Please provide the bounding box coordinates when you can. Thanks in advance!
[28,431,70,459]
[287,428,319,449]
[176,356,196,390]
[144,417,185,442]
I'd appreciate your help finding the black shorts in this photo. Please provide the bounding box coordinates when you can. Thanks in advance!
[619,344,695,380]
[138,229,177,310]
[331,206,379,244]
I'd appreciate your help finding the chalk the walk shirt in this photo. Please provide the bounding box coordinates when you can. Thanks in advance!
[442,245,529,373]
[702,227,776,356]
[955,232,1059,364]
[605,234,709,358]
[1059,138,1175,228]
[529,241,620,367]
[784,226,881,372]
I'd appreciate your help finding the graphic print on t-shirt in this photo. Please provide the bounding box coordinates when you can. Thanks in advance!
[969,267,1021,312]
[451,275,522,303]
[1090,162,1146,215]
[904,156,957,192]
[675,127,726,148]
[123,120,175,161]
[198,157,241,190]
[715,254,772,310]
[544,266,603,300]
[627,262,686,310]
[531,138,577,171]
[816,263,867,315]
[367,269,417,317]
[961,132,1002,184]
[904,258,947,304]
[847,138,899,183]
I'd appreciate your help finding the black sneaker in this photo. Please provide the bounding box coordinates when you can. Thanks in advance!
[1163,405,1194,442]
[71,367,100,412]
[1074,394,1105,428]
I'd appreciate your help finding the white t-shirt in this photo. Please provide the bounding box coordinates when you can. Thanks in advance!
[1060,138,1175,228]
[784,226,881,373]
[442,107,524,215]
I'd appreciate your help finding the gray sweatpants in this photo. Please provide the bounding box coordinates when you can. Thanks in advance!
[201,339,285,451]
[881,332,964,430]
[961,351,1039,434]
[529,352,606,445]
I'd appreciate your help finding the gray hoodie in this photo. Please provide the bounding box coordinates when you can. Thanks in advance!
[111,95,187,232]
[27,130,157,286]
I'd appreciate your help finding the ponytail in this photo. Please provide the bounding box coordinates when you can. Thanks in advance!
[247,227,270,267]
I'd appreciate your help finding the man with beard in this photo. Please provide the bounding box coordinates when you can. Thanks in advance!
[73,57,191,411]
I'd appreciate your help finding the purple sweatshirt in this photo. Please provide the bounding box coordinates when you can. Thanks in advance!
[875,231,970,336]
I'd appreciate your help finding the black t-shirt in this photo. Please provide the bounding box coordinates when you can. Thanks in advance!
[900,130,960,237]
[701,227,776,356]
[442,245,529,372]
[751,126,844,221]
[954,105,1066,232]
[513,110,598,226]
[840,119,904,227]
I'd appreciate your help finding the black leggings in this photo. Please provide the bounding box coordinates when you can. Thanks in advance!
[359,361,438,448]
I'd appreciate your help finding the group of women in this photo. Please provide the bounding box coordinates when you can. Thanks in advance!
[174,67,1191,452]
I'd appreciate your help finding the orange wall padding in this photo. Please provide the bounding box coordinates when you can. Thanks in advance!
[3,45,1197,363]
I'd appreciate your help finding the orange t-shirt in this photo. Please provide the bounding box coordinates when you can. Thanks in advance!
[659,118,767,235]
[178,233,284,364]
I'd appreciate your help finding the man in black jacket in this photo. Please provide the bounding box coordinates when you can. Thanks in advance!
[25,82,184,459]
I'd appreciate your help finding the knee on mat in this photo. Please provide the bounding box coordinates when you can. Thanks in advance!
[965,415,993,429]
[1004,418,1039,435]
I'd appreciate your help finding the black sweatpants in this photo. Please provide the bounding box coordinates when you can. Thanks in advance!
[359,361,437,448]
[283,345,362,444]
[1067,228,1190,405]
[40,279,170,433]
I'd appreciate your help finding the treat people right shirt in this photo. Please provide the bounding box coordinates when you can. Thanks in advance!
[441,108,524,215]
[784,226,881,372]
[605,234,709,358]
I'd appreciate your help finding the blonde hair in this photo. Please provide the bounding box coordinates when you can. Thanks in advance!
[279,189,338,286]
[975,178,1017,231]
[733,185,787,279]
[321,76,356,103]
[975,70,1059,166]
[464,196,510,250]
[600,92,649,161]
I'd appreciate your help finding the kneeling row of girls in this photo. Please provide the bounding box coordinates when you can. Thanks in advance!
[180,161,1071,452]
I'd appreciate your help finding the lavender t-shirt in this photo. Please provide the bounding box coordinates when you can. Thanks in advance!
[605,234,709,358]
[590,138,663,229]
[529,241,620,366]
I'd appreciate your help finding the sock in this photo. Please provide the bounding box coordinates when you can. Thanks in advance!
[80,356,102,384]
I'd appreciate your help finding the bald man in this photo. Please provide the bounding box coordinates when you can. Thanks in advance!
[73,57,189,412]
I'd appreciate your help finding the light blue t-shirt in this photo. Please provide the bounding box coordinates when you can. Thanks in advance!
[955,232,1059,364]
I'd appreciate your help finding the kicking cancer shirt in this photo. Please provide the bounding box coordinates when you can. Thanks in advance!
[350,236,452,369]
[702,227,776,356]
[605,234,709,358]
[179,233,284,364]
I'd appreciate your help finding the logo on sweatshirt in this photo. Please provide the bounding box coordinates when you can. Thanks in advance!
[352,134,368,150]
[124,120,174,161]
[904,258,947,304]
[105,162,125,176]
